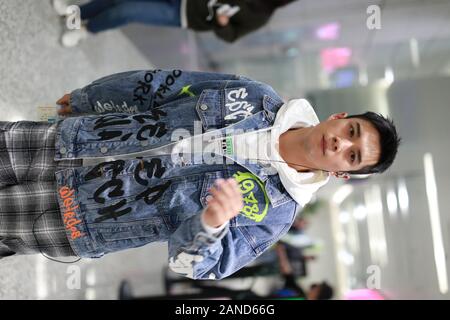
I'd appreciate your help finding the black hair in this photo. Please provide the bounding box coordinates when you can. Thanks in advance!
[266,0,299,9]
[276,0,299,6]
[345,111,401,175]
[317,281,334,300]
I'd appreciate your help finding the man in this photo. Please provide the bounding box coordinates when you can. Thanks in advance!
[53,0,299,47]
[0,69,400,280]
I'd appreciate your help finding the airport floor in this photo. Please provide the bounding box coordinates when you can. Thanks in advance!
[0,0,172,300]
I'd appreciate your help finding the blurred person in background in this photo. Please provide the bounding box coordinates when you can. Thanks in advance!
[52,0,299,47]
[119,274,334,300]
[121,236,332,300]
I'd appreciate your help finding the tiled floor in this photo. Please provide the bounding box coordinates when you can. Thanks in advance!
[0,0,171,300]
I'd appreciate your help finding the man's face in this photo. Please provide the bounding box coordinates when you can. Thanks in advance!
[303,113,381,173]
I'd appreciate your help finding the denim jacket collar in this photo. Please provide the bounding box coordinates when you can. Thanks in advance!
[215,95,292,208]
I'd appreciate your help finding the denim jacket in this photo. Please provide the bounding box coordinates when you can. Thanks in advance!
[54,69,300,280]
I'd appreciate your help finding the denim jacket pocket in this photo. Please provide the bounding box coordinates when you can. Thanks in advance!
[93,218,163,244]
[198,171,229,209]
[195,86,267,132]
[195,89,224,131]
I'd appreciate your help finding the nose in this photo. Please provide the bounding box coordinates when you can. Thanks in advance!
[332,137,352,152]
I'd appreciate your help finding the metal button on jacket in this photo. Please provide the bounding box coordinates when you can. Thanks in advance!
[100,147,108,153]
[200,104,208,111]
[60,147,67,154]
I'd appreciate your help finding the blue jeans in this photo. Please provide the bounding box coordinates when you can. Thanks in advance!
[80,0,182,33]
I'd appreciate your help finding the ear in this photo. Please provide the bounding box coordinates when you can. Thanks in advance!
[326,112,348,121]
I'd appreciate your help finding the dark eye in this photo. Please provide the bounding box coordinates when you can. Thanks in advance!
[350,152,356,163]
[350,126,355,137]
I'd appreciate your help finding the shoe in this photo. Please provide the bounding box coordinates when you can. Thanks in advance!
[52,0,71,16]
[118,280,134,300]
[61,26,88,47]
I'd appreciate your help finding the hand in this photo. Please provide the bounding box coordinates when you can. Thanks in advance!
[56,93,72,115]
[203,178,243,228]
[216,14,230,27]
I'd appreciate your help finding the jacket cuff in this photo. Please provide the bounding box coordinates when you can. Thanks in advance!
[200,208,229,236]
[189,212,229,250]
[70,88,86,114]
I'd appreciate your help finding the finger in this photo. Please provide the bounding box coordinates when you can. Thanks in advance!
[216,190,241,218]
[225,179,244,212]
[210,187,234,214]
[225,179,244,211]
[212,184,238,215]
[56,94,70,106]
[216,179,237,201]
[211,179,242,214]
[56,96,66,105]
[227,178,242,199]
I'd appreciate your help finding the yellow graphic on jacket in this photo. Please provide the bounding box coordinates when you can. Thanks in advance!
[178,85,195,97]
[233,171,269,222]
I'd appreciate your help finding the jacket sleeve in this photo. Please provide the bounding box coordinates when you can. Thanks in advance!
[167,212,292,280]
[68,69,245,115]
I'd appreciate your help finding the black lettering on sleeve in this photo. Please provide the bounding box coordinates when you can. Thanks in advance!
[136,122,167,140]
[96,130,123,141]
[93,178,125,204]
[135,180,171,205]
[134,158,166,186]
[120,132,133,141]
[133,80,152,95]
[94,199,132,222]
[94,115,131,130]
[132,109,167,123]
[133,94,147,106]
[172,70,182,77]
[85,160,125,181]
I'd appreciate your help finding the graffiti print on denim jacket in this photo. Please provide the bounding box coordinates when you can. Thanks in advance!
[59,186,86,240]
[233,171,269,222]
[224,88,255,121]
[85,159,171,223]
[93,110,168,142]
[133,69,183,108]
